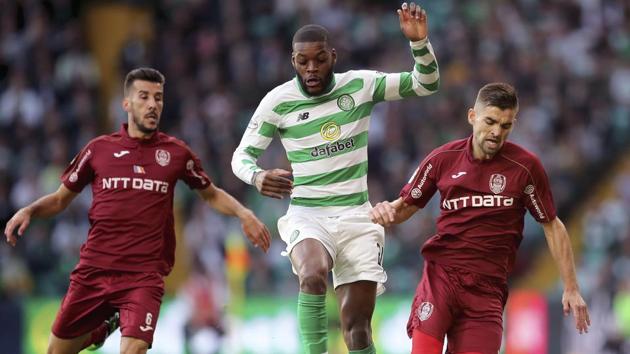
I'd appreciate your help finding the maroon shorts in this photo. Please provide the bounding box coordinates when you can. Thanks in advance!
[407,261,508,354]
[52,265,165,345]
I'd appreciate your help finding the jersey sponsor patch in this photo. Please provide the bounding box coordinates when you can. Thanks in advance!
[411,188,422,199]
[155,149,170,166]
[102,177,169,194]
[524,184,535,195]
[417,301,434,321]
[489,173,506,194]
[320,122,341,141]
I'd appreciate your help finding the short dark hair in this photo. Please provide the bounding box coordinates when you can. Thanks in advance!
[292,24,330,47]
[475,83,518,110]
[124,67,165,95]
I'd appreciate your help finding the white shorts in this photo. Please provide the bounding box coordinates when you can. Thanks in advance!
[277,212,387,295]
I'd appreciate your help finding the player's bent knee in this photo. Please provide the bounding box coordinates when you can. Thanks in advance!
[120,336,150,354]
[341,324,371,349]
[411,329,443,354]
[298,271,328,294]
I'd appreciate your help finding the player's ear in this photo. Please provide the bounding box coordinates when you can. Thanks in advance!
[467,108,476,125]
[291,52,297,70]
[331,48,337,65]
[122,97,130,113]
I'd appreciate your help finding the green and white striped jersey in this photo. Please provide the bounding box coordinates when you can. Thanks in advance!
[232,38,439,216]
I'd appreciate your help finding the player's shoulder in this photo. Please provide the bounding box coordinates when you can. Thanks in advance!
[339,70,380,82]
[156,132,193,152]
[500,141,544,168]
[429,138,468,159]
[84,131,124,148]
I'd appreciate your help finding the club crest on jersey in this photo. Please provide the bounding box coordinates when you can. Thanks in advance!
[489,173,506,194]
[155,149,170,166]
[337,94,355,111]
[320,122,341,141]
[417,302,434,321]
[411,188,422,199]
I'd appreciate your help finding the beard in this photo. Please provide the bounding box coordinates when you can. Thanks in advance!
[132,113,159,134]
[295,69,335,96]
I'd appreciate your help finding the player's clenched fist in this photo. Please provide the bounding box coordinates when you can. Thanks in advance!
[370,201,397,227]
[254,169,293,199]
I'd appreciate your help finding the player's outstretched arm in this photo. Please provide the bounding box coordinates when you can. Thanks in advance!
[197,185,271,252]
[4,184,78,247]
[369,197,419,227]
[542,217,591,334]
[372,2,438,102]
[252,169,293,200]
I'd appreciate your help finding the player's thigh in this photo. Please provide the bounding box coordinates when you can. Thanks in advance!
[278,214,334,275]
[120,336,149,354]
[336,280,377,326]
[51,275,114,340]
[110,275,165,347]
[407,261,456,341]
[447,285,505,353]
[47,332,91,354]
[332,215,386,292]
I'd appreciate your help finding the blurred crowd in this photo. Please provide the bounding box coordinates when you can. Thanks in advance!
[1,0,630,351]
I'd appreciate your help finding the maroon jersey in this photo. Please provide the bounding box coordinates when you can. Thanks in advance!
[400,137,556,282]
[61,124,212,275]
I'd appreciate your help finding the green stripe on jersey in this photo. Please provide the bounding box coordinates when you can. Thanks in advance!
[412,46,429,57]
[293,161,368,186]
[372,76,386,102]
[244,146,264,158]
[291,191,369,207]
[278,101,373,139]
[286,131,368,163]
[272,79,364,115]
[258,122,277,137]
[421,79,440,92]
[399,72,415,98]
[415,60,438,74]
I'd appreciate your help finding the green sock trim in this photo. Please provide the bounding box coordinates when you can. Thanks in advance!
[349,344,376,354]
[298,292,328,354]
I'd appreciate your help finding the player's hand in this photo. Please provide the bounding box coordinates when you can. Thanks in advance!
[398,2,428,42]
[240,210,271,252]
[254,169,293,199]
[4,207,32,247]
[562,289,590,334]
[369,201,397,227]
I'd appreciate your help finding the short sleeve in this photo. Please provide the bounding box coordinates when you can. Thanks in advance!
[181,149,212,189]
[399,155,438,208]
[61,144,95,192]
[523,157,557,223]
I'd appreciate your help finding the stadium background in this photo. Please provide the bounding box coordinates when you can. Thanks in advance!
[0,0,629,353]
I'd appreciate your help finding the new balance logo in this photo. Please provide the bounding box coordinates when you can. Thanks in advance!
[113,150,130,158]
[451,171,467,179]
[297,112,310,121]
